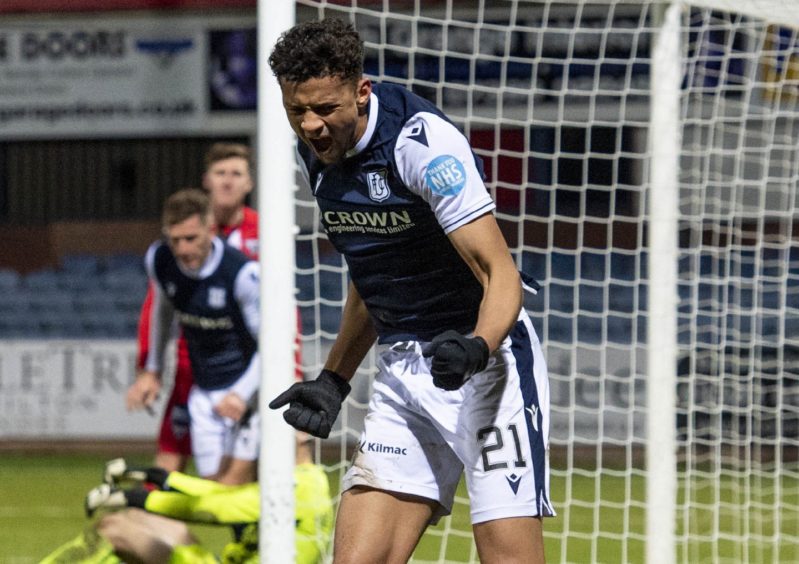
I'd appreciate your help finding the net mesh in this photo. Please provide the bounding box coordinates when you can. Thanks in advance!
[288,1,799,561]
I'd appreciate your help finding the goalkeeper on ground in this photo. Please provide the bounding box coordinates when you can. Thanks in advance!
[41,442,333,564]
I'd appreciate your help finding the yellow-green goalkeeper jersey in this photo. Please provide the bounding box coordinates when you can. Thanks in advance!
[154,463,333,564]
[42,464,333,564]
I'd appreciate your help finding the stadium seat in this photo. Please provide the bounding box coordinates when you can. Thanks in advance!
[0,268,21,290]
[79,311,133,338]
[0,291,30,314]
[114,292,147,317]
[578,283,605,314]
[23,269,60,292]
[102,270,148,298]
[38,312,83,338]
[0,310,40,338]
[58,271,103,292]
[60,253,101,275]
[73,291,120,314]
[105,253,144,273]
[27,290,75,316]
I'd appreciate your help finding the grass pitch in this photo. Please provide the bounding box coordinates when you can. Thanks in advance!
[1,452,796,563]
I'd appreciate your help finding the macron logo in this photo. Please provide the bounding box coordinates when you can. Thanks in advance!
[526,404,539,432]
[506,473,522,495]
[408,123,428,147]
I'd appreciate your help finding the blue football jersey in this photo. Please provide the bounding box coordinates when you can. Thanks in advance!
[146,238,259,390]
[298,83,496,342]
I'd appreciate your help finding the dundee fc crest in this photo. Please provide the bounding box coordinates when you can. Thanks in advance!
[367,169,391,202]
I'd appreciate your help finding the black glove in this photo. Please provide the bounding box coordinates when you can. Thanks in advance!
[268,369,351,438]
[422,330,490,391]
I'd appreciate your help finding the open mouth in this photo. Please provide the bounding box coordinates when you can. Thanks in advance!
[309,137,333,155]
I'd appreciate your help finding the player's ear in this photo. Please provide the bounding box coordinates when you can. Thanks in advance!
[356,78,371,112]
[243,171,254,195]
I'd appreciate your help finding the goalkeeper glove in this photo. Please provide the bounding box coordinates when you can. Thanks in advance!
[422,330,490,391]
[268,369,351,439]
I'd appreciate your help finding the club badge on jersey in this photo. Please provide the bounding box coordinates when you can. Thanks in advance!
[208,287,227,309]
[367,169,391,202]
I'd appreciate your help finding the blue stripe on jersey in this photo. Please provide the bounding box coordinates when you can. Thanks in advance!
[509,319,552,515]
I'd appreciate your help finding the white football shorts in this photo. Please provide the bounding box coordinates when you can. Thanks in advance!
[343,311,555,524]
[188,386,260,477]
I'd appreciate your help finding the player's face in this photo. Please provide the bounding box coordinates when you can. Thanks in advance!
[165,213,216,272]
[203,156,253,218]
[280,75,371,165]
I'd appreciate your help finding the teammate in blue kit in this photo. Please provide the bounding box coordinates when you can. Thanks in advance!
[143,188,261,484]
[267,18,554,564]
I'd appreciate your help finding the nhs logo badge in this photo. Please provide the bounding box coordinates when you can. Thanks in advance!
[367,169,391,202]
[425,155,467,196]
[208,287,226,309]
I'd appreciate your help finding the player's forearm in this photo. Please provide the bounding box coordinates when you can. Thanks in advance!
[325,282,376,380]
[234,261,260,339]
[449,214,522,352]
[144,283,174,372]
[165,471,235,496]
[143,488,259,524]
[473,264,522,352]
[229,352,259,401]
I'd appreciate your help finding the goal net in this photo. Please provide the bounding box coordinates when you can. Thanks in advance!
[277,1,799,562]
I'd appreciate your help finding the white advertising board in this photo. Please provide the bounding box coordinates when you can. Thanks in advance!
[0,13,257,139]
[0,340,166,438]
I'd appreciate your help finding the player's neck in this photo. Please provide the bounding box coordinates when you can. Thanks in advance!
[214,206,243,230]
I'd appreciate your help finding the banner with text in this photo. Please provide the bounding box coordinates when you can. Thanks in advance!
[0,340,170,438]
[0,14,256,139]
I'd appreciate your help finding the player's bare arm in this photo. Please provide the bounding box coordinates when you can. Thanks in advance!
[324,281,377,380]
[447,213,522,352]
[269,282,375,438]
[126,371,162,411]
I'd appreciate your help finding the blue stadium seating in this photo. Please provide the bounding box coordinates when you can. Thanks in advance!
[0,310,40,338]
[0,247,795,345]
[23,269,60,291]
[60,253,101,275]
[0,268,21,290]
[0,254,146,339]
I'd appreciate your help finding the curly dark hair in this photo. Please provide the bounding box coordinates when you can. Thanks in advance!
[268,18,364,84]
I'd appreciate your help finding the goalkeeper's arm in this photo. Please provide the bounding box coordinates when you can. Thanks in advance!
[132,473,260,524]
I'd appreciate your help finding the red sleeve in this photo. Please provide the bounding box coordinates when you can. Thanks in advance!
[136,282,155,370]
[239,207,260,259]
[239,206,303,379]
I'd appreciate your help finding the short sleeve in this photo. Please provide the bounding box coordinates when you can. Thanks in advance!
[394,112,495,233]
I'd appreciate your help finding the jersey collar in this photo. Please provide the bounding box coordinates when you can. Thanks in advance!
[345,91,379,160]
[178,237,225,279]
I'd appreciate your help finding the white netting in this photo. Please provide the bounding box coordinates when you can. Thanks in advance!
[285,1,798,562]
[676,4,799,562]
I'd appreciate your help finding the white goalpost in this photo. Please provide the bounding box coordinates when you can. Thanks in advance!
[258,0,296,561]
[260,1,799,562]
[647,3,681,562]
